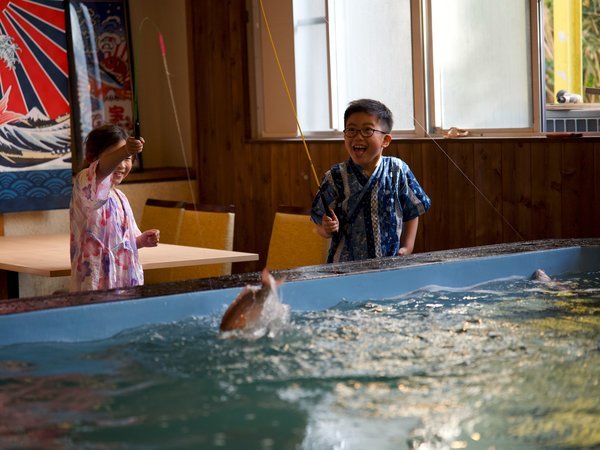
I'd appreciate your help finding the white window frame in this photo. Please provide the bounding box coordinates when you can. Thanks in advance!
[248,0,543,139]
[423,0,543,137]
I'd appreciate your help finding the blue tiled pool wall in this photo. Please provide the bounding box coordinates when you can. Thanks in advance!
[0,244,598,346]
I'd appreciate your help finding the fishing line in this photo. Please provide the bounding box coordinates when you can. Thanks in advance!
[136,17,197,207]
[258,0,320,190]
[411,115,525,241]
[257,0,333,219]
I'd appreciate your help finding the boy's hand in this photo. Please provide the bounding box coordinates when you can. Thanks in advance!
[322,209,339,236]
[138,229,160,248]
[126,136,144,156]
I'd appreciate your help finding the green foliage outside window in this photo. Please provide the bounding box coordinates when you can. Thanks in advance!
[544,0,600,103]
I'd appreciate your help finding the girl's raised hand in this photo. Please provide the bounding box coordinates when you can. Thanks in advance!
[126,136,145,156]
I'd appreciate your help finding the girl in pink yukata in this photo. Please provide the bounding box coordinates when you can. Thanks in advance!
[70,124,160,292]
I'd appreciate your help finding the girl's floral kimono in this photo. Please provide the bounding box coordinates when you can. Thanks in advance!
[70,161,143,291]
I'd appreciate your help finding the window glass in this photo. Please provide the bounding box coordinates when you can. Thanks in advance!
[329,0,414,131]
[251,0,547,137]
[293,0,330,131]
[430,0,533,129]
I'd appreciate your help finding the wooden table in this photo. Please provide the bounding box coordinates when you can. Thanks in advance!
[0,233,258,298]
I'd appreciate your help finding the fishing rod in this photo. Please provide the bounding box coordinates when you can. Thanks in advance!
[134,17,197,207]
[257,0,334,221]
[124,1,142,160]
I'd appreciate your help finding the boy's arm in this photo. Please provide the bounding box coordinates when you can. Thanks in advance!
[398,217,418,255]
[314,209,339,238]
[315,222,330,239]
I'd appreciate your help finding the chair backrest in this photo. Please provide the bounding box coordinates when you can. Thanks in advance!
[139,198,185,244]
[140,198,185,284]
[172,203,236,280]
[266,206,330,270]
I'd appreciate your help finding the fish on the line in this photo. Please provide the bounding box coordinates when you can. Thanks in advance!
[219,268,288,334]
[531,269,553,283]
[530,268,572,294]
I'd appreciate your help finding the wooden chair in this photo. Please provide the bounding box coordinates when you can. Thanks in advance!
[170,203,236,280]
[266,206,330,270]
[140,198,185,284]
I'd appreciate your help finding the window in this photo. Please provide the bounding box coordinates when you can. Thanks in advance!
[249,0,545,137]
[543,0,600,133]
[294,0,416,132]
[430,0,534,130]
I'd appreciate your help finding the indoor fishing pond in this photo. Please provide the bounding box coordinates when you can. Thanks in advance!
[0,240,598,450]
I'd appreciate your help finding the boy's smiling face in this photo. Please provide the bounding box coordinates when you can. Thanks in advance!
[344,112,392,175]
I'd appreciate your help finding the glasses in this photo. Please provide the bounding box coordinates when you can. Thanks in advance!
[343,127,388,138]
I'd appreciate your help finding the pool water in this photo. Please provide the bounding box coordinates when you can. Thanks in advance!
[0,271,598,450]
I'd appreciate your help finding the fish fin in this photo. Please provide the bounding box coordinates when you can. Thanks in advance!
[261,268,284,288]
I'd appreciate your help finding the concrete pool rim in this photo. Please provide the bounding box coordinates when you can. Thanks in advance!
[1,237,598,317]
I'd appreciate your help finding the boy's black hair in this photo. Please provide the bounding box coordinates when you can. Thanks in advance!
[344,99,393,132]
[84,124,129,164]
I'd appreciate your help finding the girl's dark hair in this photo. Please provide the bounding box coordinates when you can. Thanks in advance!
[84,124,129,164]
[344,99,394,132]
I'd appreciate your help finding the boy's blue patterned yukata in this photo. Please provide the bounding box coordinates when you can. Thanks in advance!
[311,156,431,263]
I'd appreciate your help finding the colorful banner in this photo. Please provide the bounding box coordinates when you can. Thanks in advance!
[0,0,72,213]
[69,0,136,171]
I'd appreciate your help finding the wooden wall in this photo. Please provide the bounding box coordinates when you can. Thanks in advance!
[190,0,600,273]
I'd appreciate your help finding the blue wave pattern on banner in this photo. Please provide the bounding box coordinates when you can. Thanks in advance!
[0,169,72,212]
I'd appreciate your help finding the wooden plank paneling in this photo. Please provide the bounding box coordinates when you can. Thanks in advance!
[473,142,503,245]
[231,139,258,267]
[292,142,315,207]
[270,142,293,209]
[562,142,596,238]
[420,141,448,251]
[447,142,476,248]
[531,141,562,239]
[501,142,532,241]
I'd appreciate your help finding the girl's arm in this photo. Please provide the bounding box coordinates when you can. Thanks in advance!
[96,137,144,182]
[137,229,160,248]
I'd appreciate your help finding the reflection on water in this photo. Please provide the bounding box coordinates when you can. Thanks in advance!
[0,271,598,450]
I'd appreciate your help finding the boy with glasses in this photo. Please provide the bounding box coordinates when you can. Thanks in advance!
[311,99,431,263]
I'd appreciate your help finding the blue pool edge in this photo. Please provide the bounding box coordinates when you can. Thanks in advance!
[1,238,599,345]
